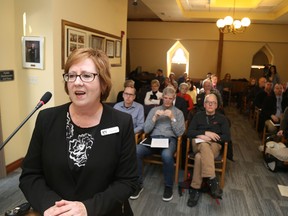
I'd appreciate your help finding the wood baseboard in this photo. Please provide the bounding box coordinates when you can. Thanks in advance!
[6,158,23,174]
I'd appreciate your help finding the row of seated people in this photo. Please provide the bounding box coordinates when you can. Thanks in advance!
[241,76,288,146]
[115,76,225,121]
[111,81,231,207]
[242,76,288,172]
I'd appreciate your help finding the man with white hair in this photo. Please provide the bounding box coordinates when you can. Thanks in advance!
[186,93,231,207]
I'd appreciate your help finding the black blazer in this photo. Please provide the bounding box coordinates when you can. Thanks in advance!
[19,103,137,215]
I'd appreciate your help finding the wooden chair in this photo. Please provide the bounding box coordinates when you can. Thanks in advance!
[261,120,280,146]
[135,131,143,144]
[184,138,228,189]
[140,133,182,184]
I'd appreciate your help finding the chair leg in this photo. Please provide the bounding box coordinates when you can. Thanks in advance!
[262,126,267,146]
[220,168,225,189]
[184,138,191,181]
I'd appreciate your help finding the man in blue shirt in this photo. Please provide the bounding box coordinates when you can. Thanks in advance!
[114,86,144,134]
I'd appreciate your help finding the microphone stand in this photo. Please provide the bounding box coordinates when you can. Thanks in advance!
[0,106,39,151]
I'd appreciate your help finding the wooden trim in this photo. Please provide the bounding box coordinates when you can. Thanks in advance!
[216,31,224,78]
[6,157,23,174]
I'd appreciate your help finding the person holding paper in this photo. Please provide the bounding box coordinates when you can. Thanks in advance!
[186,93,231,207]
[130,86,185,202]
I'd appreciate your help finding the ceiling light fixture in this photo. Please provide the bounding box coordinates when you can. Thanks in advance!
[216,0,251,34]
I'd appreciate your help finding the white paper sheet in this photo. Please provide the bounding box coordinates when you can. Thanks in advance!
[195,138,205,144]
[151,138,169,148]
[278,185,288,197]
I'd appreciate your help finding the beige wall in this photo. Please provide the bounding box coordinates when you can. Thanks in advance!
[127,22,288,82]
[0,0,127,166]
[0,0,22,164]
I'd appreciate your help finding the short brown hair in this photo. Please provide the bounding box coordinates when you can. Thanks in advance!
[63,48,112,101]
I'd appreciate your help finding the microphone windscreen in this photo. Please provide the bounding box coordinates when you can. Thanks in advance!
[40,91,52,104]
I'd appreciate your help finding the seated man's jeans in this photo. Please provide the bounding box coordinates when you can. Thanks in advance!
[136,136,177,188]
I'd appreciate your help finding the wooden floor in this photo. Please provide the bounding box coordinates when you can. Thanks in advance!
[1,106,288,216]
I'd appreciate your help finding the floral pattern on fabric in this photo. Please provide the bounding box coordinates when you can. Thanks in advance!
[66,112,94,167]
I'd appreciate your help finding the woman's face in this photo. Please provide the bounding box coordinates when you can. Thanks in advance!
[67,58,101,107]
[180,85,188,94]
[151,83,159,92]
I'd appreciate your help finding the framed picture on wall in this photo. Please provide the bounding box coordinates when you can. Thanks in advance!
[115,40,121,58]
[67,28,87,57]
[106,39,114,58]
[22,36,44,69]
[90,35,105,51]
[61,20,122,68]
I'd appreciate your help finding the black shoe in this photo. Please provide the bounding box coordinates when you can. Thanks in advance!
[200,180,210,193]
[130,185,143,200]
[207,177,223,198]
[162,186,173,201]
[187,188,201,207]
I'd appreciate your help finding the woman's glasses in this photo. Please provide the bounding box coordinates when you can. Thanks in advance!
[63,72,98,83]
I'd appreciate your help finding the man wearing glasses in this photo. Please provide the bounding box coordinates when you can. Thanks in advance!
[186,93,231,207]
[113,86,144,134]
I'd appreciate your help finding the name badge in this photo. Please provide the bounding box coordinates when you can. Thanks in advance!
[101,126,120,136]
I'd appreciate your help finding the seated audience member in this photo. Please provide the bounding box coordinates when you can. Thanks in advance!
[144,79,163,106]
[196,79,224,114]
[277,107,288,140]
[187,80,197,105]
[240,77,256,113]
[177,82,194,112]
[254,80,273,109]
[177,72,188,85]
[155,68,165,89]
[252,78,270,109]
[169,72,178,90]
[219,73,232,106]
[161,82,188,120]
[116,79,135,103]
[261,83,288,134]
[161,77,171,91]
[186,93,231,207]
[114,86,144,134]
[199,72,212,89]
[131,87,185,202]
[268,65,281,87]
[211,74,223,96]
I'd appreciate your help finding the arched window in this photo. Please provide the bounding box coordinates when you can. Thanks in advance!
[167,41,189,80]
[172,48,187,64]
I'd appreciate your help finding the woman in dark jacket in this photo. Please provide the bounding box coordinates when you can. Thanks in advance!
[19,48,138,216]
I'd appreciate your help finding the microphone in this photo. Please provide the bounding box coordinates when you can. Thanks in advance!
[0,92,52,151]
[35,91,52,109]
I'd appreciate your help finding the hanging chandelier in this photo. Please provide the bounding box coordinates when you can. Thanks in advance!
[216,0,251,34]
